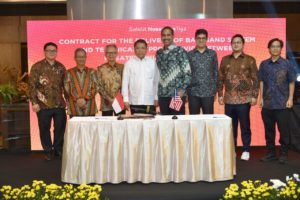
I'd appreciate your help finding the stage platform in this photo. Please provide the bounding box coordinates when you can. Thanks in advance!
[0,147,300,200]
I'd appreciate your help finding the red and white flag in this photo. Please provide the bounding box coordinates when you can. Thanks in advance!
[112,91,125,114]
[169,90,183,111]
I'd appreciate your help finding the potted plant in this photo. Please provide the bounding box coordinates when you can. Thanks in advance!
[0,69,30,151]
[0,83,19,104]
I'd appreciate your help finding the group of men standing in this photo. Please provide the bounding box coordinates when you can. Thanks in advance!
[29,26,296,164]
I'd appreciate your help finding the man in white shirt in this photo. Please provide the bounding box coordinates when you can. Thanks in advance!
[122,39,159,115]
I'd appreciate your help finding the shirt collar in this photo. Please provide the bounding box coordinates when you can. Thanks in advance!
[164,43,177,51]
[267,56,282,64]
[230,52,245,59]
[75,66,87,72]
[105,62,118,68]
[134,56,147,61]
[43,58,56,66]
[193,47,209,54]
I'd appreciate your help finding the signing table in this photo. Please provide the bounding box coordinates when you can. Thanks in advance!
[61,115,235,184]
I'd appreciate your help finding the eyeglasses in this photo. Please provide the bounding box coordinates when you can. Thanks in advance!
[196,37,207,40]
[232,41,243,45]
[270,45,281,49]
[45,49,57,53]
[106,52,117,55]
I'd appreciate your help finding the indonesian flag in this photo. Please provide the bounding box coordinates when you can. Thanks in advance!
[169,89,183,111]
[112,91,125,114]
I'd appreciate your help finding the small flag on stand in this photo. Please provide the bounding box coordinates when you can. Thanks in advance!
[112,91,125,114]
[169,89,183,111]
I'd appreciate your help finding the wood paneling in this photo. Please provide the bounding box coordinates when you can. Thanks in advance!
[0,15,66,84]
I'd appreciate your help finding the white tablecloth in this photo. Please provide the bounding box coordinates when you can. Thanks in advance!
[61,115,235,184]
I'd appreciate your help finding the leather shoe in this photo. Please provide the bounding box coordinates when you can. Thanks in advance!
[44,152,52,161]
[54,150,62,158]
[260,153,277,162]
[279,153,288,164]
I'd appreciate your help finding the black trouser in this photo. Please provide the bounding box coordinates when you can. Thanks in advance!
[225,103,251,152]
[159,97,186,115]
[37,108,67,153]
[130,105,156,115]
[290,105,300,152]
[261,108,290,155]
[188,96,214,114]
[102,110,125,116]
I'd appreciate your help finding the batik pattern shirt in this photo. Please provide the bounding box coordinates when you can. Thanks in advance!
[29,59,66,109]
[188,48,218,97]
[156,44,191,97]
[258,57,296,109]
[97,63,124,111]
[217,53,259,104]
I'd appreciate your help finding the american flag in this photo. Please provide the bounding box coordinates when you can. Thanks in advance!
[169,90,183,111]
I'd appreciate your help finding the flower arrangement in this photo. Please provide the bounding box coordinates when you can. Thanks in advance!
[0,180,106,200]
[221,174,300,200]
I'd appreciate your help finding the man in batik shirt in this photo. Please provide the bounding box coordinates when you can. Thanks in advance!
[64,48,98,117]
[97,44,125,116]
[29,42,66,160]
[188,29,218,114]
[258,38,296,164]
[218,34,259,161]
[156,26,191,115]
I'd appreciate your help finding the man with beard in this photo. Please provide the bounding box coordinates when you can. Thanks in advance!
[156,26,191,115]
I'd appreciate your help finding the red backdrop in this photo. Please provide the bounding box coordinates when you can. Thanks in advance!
[27,18,286,150]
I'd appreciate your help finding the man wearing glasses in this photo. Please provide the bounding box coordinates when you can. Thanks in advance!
[97,44,125,116]
[258,38,296,164]
[188,29,218,114]
[64,48,98,117]
[29,42,67,160]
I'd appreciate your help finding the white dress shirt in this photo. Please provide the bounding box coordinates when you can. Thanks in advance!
[122,56,159,105]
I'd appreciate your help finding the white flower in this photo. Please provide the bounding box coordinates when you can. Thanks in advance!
[286,175,292,182]
[270,179,286,189]
[293,174,300,182]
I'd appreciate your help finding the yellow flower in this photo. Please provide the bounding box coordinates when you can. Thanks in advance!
[262,192,270,196]
[93,185,102,192]
[241,181,248,187]
[240,191,246,198]
[229,184,239,191]
[244,189,251,195]
[21,185,30,191]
